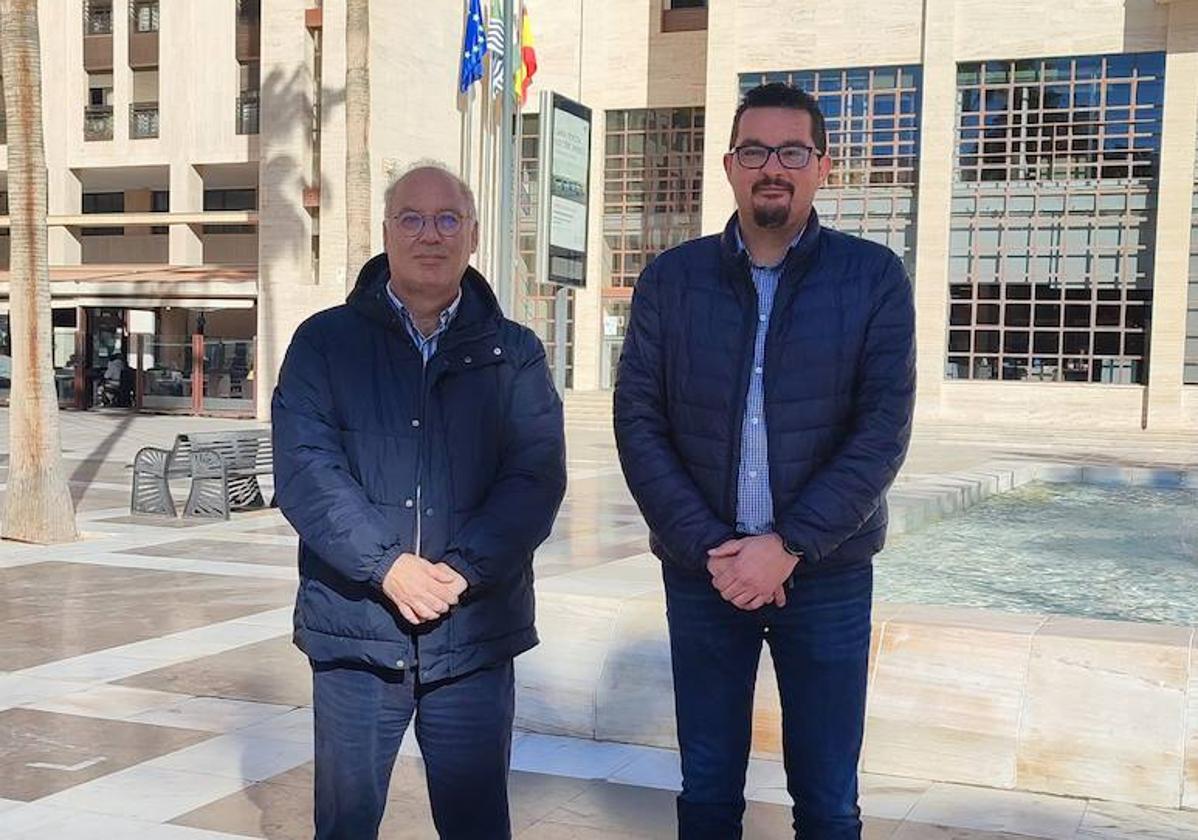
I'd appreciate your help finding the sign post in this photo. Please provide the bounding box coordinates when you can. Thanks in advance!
[535,90,592,392]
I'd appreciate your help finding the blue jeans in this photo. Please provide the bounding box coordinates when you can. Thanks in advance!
[663,561,873,840]
[312,659,515,840]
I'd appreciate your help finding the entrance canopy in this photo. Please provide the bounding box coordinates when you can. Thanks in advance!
[0,264,257,310]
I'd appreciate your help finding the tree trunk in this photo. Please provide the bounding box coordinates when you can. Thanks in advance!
[0,0,79,544]
[345,0,372,291]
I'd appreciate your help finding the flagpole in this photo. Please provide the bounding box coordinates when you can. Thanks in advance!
[496,0,517,317]
[462,91,471,202]
[481,80,491,275]
[479,79,488,276]
[488,93,501,283]
[464,87,473,224]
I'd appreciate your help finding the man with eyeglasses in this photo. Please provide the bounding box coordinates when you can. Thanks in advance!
[273,163,566,839]
[614,83,916,838]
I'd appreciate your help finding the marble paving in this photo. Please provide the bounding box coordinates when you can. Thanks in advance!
[0,401,1195,837]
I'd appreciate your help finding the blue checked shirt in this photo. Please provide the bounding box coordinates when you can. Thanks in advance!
[735,225,804,536]
[386,282,462,365]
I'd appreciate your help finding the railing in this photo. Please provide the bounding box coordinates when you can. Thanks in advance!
[84,105,114,141]
[130,102,159,139]
[236,91,259,135]
[84,4,113,35]
[131,1,159,33]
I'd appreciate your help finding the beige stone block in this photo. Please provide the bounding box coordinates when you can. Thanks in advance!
[594,597,677,750]
[751,606,899,760]
[1078,799,1198,840]
[1182,633,1198,810]
[938,382,1145,431]
[1017,617,1191,808]
[862,608,1042,787]
[515,593,624,738]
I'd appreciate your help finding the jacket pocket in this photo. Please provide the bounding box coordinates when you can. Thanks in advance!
[339,429,418,506]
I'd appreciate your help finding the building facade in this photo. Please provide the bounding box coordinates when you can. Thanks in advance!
[520,0,1198,431]
[0,0,467,418]
[2,0,1196,431]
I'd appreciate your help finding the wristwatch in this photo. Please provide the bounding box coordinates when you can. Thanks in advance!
[781,539,804,589]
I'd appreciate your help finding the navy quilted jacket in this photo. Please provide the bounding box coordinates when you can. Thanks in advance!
[272,254,566,682]
[614,211,916,576]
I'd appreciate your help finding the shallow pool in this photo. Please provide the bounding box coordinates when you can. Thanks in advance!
[874,482,1198,625]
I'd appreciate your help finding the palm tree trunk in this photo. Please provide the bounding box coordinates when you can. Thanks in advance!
[0,0,79,544]
[345,0,372,291]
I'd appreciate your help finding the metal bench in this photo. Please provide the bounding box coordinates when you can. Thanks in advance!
[131,428,273,520]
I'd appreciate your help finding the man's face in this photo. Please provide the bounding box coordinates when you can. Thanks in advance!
[383,168,479,300]
[723,107,832,231]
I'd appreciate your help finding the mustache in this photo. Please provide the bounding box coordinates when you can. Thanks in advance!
[752,178,793,194]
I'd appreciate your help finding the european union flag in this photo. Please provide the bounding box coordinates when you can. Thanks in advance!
[459,0,488,94]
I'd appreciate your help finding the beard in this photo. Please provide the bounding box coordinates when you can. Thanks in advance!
[752,200,791,229]
[750,178,794,228]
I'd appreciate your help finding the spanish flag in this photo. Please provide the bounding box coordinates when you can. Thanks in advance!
[513,4,537,106]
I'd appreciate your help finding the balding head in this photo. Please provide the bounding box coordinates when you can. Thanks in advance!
[383,162,477,220]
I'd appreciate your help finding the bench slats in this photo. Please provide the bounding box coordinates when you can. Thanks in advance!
[133,427,273,519]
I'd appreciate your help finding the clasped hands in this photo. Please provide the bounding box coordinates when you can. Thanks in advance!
[706,533,798,610]
[380,553,469,625]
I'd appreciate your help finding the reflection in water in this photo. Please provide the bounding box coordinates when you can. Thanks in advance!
[875,482,1198,625]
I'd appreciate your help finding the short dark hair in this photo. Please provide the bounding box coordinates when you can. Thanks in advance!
[729,83,828,155]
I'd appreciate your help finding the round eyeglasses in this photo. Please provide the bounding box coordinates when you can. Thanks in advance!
[388,210,470,238]
[731,144,823,170]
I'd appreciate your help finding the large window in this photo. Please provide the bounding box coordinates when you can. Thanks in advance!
[603,108,704,290]
[204,189,256,235]
[948,52,1165,385]
[601,107,704,387]
[82,191,124,237]
[741,66,922,276]
[203,189,256,211]
[956,54,1162,183]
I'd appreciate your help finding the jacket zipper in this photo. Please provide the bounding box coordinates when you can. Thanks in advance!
[724,261,759,524]
[415,349,430,558]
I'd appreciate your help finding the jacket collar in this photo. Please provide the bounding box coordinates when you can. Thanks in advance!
[720,207,822,276]
[347,253,502,346]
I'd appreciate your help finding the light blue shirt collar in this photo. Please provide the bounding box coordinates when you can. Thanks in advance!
[734,222,806,270]
[385,282,462,340]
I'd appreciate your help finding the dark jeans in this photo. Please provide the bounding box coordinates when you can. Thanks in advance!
[312,658,515,840]
[663,561,873,840]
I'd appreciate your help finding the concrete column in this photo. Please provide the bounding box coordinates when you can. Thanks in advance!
[169,163,204,265]
[910,0,957,423]
[572,109,605,390]
[700,0,738,235]
[112,0,131,143]
[570,0,608,391]
[1145,1,1198,430]
[319,0,348,288]
[257,0,319,419]
[47,168,82,266]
